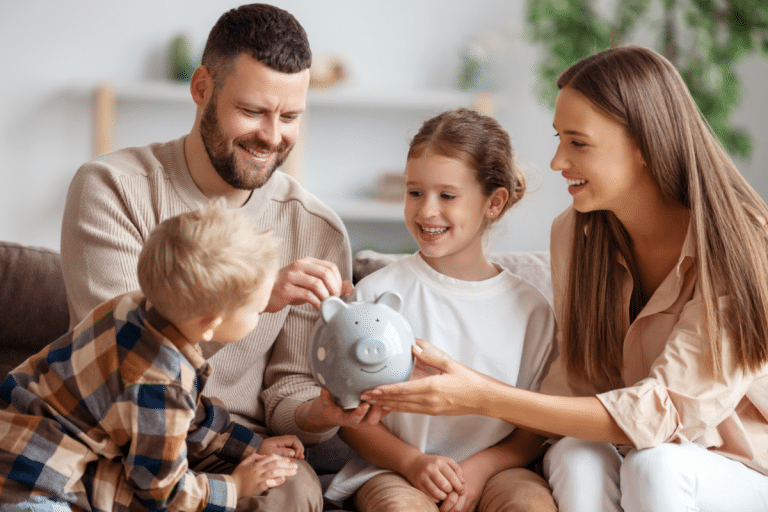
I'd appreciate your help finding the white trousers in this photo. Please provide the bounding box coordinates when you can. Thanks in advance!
[543,437,768,512]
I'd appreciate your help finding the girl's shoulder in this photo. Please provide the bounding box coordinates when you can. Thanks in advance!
[353,252,420,300]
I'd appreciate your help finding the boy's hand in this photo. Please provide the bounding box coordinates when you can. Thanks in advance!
[257,435,305,459]
[402,453,465,504]
[265,257,354,312]
[230,453,298,498]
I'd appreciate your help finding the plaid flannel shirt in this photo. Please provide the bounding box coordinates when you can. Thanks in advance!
[0,291,263,512]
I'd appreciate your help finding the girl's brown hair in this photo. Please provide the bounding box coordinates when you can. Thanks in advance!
[558,45,768,387]
[408,108,525,219]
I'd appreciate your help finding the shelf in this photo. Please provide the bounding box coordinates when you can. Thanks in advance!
[92,81,492,227]
[326,198,404,222]
[97,81,483,110]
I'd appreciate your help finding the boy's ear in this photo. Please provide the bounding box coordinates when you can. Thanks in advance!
[201,316,223,342]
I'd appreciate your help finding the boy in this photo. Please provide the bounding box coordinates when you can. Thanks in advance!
[0,200,302,512]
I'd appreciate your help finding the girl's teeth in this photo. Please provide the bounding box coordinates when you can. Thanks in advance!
[567,178,587,186]
[421,226,447,234]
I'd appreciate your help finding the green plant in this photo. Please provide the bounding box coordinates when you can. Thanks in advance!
[526,0,768,157]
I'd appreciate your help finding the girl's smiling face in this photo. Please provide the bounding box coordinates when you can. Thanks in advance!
[404,150,496,277]
[551,86,654,217]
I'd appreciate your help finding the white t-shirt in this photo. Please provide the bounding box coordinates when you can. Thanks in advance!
[325,252,557,503]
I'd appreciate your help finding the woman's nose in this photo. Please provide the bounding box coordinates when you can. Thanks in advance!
[550,145,567,172]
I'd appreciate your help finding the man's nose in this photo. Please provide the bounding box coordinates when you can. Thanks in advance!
[257,116,282,148]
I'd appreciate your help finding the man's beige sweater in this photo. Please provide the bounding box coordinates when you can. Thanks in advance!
[60,136,352,444]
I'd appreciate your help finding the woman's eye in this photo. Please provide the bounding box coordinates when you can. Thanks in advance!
[407,190,422,197]
[441,193,456,200]
[571,140,586,148]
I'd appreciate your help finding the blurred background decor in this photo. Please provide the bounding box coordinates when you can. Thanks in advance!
[169,33,200,82]
[526,0,768,158]
[1,1,766,255]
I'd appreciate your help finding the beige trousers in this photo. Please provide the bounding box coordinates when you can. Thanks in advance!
[192,454,323,512]
[354,468,557,512]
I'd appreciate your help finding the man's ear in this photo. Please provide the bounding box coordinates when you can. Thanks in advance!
[201,316,223,342]
[190,66,213,107]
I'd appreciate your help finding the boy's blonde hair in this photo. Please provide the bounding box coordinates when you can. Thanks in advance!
[137,199,280,323]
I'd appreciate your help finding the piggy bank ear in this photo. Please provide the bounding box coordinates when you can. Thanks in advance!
[375,291,403,312]
[320,296,348,322]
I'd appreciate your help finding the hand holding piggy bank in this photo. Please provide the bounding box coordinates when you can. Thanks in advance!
[309,291,415,408]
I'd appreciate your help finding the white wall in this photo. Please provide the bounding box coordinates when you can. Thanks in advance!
[1,0,766,253]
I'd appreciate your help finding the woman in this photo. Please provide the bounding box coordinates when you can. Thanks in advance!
[362,45,768,511]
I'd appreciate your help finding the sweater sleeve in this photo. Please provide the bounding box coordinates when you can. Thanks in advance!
[260,211,353,444]
[61,161,147,327]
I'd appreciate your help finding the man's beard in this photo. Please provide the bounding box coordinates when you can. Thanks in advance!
[199,97,292,190]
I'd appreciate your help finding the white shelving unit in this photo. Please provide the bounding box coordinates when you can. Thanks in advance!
[93,81,491,252]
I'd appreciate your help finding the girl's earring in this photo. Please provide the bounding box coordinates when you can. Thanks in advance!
[203,329,215,342]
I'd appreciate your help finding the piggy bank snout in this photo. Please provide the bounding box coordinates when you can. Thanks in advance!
[355,337,387,365]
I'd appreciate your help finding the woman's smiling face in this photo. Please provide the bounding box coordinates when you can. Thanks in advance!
[551,86,653,217]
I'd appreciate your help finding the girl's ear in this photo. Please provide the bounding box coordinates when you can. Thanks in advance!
[487,187,509,219]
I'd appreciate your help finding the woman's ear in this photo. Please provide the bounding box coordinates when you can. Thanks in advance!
[487,187,510,219]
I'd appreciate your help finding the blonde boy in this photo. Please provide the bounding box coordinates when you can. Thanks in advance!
[0,200,302,512]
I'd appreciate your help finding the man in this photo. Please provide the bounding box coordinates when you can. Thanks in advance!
[60,5,382,511]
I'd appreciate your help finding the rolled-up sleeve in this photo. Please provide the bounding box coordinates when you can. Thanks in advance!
[597,295,752,449]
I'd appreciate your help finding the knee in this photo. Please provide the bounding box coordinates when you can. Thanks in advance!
[620,444,692,512]
[480,468,557,512]
[355,474,437,512]
[545,437,621,479]
[272,459,324,512]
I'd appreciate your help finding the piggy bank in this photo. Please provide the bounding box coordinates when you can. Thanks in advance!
[309,291,415,409]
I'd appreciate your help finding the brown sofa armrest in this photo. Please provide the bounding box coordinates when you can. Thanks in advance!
[0,242,70,378]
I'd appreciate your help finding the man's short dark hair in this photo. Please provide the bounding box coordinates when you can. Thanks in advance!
[202,3,312,87]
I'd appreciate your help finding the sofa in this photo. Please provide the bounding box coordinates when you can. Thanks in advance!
[0,240,552,510]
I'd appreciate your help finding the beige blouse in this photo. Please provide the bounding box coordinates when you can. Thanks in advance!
[540,206,768,475]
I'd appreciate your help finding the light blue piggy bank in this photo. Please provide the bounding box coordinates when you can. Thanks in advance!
[309,291,416,409]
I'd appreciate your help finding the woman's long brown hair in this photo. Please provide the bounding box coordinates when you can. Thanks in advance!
[558,46,768,387]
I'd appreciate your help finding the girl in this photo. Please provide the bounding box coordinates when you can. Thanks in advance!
[325,108,558,512]
[362,46,768,511]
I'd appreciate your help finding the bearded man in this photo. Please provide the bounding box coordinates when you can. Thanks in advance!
[60,5,383,511]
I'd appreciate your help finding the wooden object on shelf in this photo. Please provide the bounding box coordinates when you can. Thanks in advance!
[94,84,115,155]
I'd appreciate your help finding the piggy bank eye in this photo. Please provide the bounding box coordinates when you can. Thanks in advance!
[376,319,380,322]
[355,321,359,324]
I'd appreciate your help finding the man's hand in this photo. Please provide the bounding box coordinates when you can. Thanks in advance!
[295,388,387,433]
[266,257,353,312]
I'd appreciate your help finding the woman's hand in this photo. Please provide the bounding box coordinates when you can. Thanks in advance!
[361,339,492,416]
[402,452,466,503]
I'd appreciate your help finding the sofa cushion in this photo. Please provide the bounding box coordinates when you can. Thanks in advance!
[0,242,70,378]
[352,250,553,307]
